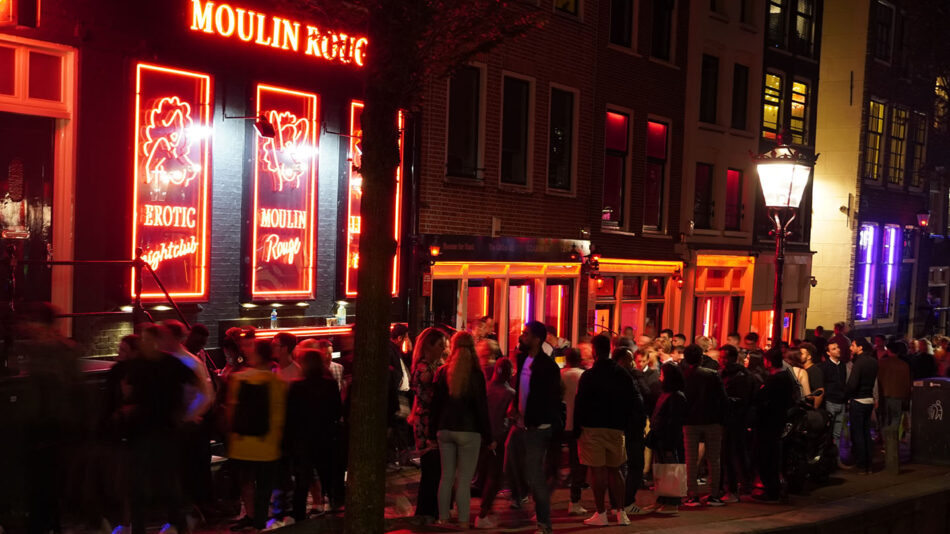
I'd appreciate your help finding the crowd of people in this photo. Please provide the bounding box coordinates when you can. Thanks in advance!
[6,305,950,534]
[403,319,950,533]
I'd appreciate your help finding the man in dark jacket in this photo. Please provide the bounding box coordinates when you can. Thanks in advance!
[509,321,562,534]
[573,335,637,526]
[719,344,754,500]
[847,337,879,474]
[610,345,650,516]
[752,348,797,502]
[681,344,728,507]
[820,339,848,457]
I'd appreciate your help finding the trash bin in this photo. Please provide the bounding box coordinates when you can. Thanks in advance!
[911,377,950,466]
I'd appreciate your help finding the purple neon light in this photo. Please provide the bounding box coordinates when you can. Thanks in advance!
[859,224,876,320]
[884,226,899,316]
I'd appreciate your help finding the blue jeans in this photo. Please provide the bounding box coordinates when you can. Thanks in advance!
[825,401,845,450]
[850,402,874,471]
[509,426,554,529]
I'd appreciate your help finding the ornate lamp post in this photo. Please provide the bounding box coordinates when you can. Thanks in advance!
[753,138,817,349]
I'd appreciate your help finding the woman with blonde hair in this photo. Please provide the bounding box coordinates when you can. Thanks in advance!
[429,331,492,527]
[409,327,449,520]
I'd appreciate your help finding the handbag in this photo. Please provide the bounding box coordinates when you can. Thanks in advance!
[653,461,687,498]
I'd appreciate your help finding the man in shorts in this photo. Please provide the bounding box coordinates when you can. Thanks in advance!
[574,335,637,526]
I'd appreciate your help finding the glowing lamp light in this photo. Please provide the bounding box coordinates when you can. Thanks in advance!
[753,144,815,209]
[429,245,441,258]
[918,210,931,229]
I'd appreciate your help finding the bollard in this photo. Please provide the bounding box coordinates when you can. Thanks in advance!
[884,426,900,475]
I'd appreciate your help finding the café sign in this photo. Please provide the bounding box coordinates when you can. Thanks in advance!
[189,0,368,66]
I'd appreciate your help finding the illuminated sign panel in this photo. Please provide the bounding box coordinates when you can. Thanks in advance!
[188,0,368,67]
[345,102,403,297]
[251,84,318,299]
[132,64,211,300]
[0,0,13,25]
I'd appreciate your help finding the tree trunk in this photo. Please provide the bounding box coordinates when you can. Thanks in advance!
[343,29,403,534]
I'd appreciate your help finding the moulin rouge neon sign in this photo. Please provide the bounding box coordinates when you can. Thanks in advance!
[345,101,403,297]
[132,63,211,301]
[189,0,368,67]
[250,84,318,299]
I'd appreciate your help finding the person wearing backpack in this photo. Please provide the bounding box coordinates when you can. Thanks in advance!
[227,339,288,531]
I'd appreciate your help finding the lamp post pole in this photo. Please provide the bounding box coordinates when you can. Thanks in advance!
[769,208,796,349]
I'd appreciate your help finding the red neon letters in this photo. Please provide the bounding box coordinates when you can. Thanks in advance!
[251,84,318,299]
[131,64,211,301]
[189,0,368,67]
[345,102,403,297]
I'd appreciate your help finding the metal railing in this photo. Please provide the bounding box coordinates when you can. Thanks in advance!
[4,245,189,329]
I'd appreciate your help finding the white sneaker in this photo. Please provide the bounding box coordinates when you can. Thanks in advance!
[583,512,609,526]
[625,502,650,515]
[158,524,178,534]
[568,502,588,515]
[474,515,498,529]
[264,518,283,531]
[614,510,631,526]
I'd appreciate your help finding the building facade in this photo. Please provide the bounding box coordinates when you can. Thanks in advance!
[810,0,932,338]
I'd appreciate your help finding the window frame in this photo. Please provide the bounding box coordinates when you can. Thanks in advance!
[762,71,784,140]
[887,105,908,186]
[731,63,750,131]
[724,168,744,232]
[498,72,535,189]
[693,162,715,230]
[864,99,886,182]
[908,111,927,190]
[602,106,633,229]
[609,0,636,49]
[444,63,487,181]
[767,0,787,48]
[789,78,810,145]
[650,0,676,63]
[546,84,580,195]
[873,1,896,64]
[855,222,878,322]
[699,54,719,125]
[791,0,816,57]
[554,0,583,18]
[643,116,672,233]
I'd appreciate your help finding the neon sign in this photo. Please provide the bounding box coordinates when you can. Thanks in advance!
[250,84,318,299]
[132,64,211,301]
[345,101,404,297]
[189,0,368,67]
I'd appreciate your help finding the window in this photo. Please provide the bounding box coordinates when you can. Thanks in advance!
[909,112,927,188]
[610,0,634,48]
[548,88,575,191]
[501,76,530,186]
[935,78,949,132]
[555,0,580,16]
[855,223,876,320]
[790,81,808,144]
[740,0,754,24]
[700,55,719,124]
[603,111,629,227]
[644,120,668,230]
[767,0,786,47]
[792,0,816,57]
[694,163,714,230]
[725,169,743,231]
[873,1,894,62]
[651,0,675,61]
[864,100,885,181]
[731,64,749,130]
[446,66,481,178]
[762,73,783,139]
[876,225,901,319]
[544,280,573,340]
[887,106,908,185]
[508,280,534,355]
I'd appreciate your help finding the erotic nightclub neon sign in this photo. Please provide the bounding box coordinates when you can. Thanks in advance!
[345,101,403,297]
[131,64,211,300]
[189,0,368,67]
[250,84,318,299]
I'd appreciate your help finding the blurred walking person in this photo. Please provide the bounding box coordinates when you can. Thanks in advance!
[409,327,449,521]
[643,363,687,515]
[846,338,878,474]
[560,347,589,516]
[681,344,728,507]
[475,358,516,529]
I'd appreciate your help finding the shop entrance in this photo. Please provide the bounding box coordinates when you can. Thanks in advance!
[0,111,55,305]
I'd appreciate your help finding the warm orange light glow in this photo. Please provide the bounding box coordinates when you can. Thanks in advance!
[254,324,354,339]
[556,285,564,338]
[429,245,441,257]
[189,0,367,67]
[251,84,318,299]
[0,0,12,24]
[345,101,403,297]
[483,286,490,317]
[696,254,755,268]
[131,63,211,301]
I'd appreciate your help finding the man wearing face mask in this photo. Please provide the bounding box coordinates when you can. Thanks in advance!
[506,321,562,534]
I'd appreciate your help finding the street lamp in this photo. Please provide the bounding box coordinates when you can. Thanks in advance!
[753,138,817,349]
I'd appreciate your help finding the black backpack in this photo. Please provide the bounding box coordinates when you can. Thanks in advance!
[233,382,271,437]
